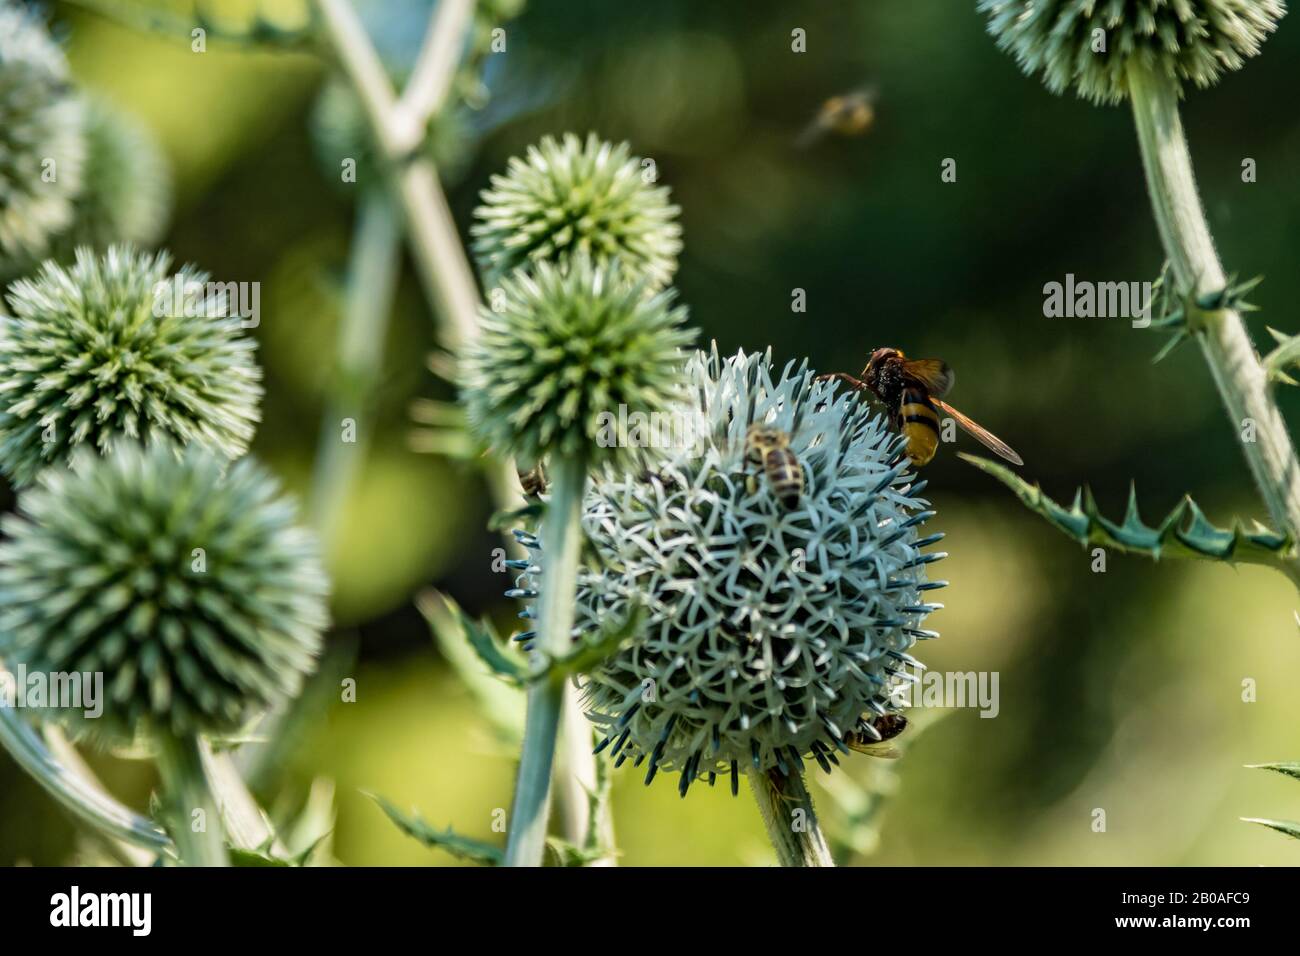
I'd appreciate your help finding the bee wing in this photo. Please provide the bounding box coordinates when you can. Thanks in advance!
[900,359,955,397]
[932,399,1024,466]
[845,739,903,759]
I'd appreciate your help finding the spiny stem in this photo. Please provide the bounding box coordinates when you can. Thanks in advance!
[504,456,587,867]
[748,767,835,867]
[1128,63,1300,546]
[154,735,228,867]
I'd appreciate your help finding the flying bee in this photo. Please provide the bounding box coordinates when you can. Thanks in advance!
[744,423,805,509]
[819,347,1023,468]
[843,713,908,759]
[795,86,877,148]
[517,461,548,499]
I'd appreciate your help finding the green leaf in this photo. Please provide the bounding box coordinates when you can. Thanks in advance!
[369,794,504,866]
[229,846,292,867]
[1246,762,1300,782]
[544,837,608,867]
[421,591,528,686]
[535,606,644,682]
[488,502,545,532]
[1242,817,1300,840]
[960,454,1293,569]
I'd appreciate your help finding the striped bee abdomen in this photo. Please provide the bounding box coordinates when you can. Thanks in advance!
[897,386,940,466]
[764,447,804,509]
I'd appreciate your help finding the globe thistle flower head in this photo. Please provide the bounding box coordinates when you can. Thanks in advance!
[979,0,1287,104]
[0,245,262,487]
[53,97,171,255]
[0,1,85,262]
[0,441,330,742]
[513,347,945,795]
[460,253,696,466]
[472,132,682,289]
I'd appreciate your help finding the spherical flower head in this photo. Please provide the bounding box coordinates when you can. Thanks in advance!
[0,1,85,262]
[460,254,695,466]
[0,441,330,742]
[513,347,945,793]
[53,97,171,255]
[472,132,682,290]
[0,246,263,488]
[979,0,1287,104]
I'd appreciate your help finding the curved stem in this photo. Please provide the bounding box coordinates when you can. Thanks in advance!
[1128,63,1300,544]
[154,734,228,867]
[0,705,170,855]
[504,456,587,867]
[748,767,834,867]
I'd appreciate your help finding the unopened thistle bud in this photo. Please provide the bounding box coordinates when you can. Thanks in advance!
[0,1,85,263]
[472,133,682,289]
[0,246,262,487]
[0,441,329,743]
[460,253,695,466]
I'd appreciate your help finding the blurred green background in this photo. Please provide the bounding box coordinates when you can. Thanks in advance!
[4,0,1300,866]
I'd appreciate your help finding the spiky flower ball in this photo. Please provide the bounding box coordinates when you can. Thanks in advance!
[979,0,1286,103]
[512,348,945,795]
[0,246,262,488]
[472,133,682,289]
[0,441,329,741]
[461,253,695,466]
[0,1,85,262]
[53,98,171,254]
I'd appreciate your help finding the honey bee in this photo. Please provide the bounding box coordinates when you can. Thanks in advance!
[795,86,877,148]
[819,347,1022,468]
[843,713,908,759]
[517,461,548,499]
[744,423,805,509]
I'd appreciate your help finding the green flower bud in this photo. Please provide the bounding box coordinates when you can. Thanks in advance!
[0,441,329,742]
[472,133,682,289]
[0,246,262,488]
[0,1,85,263]
[53,97,171,254]
[461,253,695,466]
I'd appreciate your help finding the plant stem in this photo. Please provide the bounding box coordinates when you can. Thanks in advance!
[0,704,170,854]
[317,0,615,860]
[558,682,616,865]
[309,189,402,549]
[504,456,587,867]
[748,767,834,867]
[1128,63,1300,544]
[154,734,228,866]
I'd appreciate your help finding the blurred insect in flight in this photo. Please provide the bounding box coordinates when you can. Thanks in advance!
[843,713,908,759]
[818,348,1022,468]
[744,423,805,509]
[795,86,877,148]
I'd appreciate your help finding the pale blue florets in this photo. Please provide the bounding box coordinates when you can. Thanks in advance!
[514,348,945,795]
